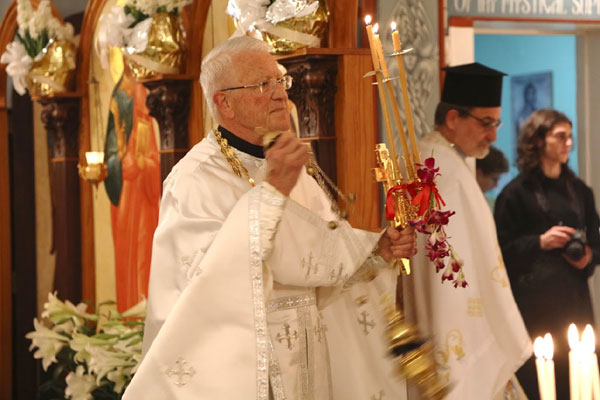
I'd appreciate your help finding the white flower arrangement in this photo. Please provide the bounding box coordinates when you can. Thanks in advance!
[26,292,146,399]
[226,0,320,35]
[95,0,191,69]
[0,0,75,95]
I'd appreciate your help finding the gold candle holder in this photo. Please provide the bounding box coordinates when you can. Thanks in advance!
[78,151,107,187]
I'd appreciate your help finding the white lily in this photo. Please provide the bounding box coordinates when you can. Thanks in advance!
[65,365,96,400]
[25,319,69,370]
[0,41,32,95]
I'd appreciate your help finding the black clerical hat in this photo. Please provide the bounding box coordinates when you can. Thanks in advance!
[441,62,506,107]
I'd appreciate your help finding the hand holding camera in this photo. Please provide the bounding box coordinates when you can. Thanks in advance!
[540,225,575,250]
[540,225,591,269]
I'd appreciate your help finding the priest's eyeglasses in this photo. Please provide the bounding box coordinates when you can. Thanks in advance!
[220,75,293,94]
[463,110,503,130]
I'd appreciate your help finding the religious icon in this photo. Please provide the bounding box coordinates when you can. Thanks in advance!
[104,48,161,312]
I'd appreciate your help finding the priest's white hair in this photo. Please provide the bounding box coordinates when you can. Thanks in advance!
[200,36,272,120]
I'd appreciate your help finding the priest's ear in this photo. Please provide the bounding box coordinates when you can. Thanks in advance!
[445,108,462,130]
[213,92,234,120]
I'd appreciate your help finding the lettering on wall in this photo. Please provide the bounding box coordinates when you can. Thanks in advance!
[448,0,600,19]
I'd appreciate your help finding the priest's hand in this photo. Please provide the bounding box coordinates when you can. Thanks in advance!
[563,246,592,270]
[265,132,310,196]
[377,226,417,262]
[540,225,575,250]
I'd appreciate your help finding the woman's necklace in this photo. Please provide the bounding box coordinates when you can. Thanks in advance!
[214,129,255,187]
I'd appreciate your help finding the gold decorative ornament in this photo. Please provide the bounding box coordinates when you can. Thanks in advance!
[27,39,77,97]
[214,129,256,187]
[124,12,185,80]
[259,0,329,54]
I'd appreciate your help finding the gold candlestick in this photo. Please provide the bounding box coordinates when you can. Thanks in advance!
[365,17,401,177]
[374,23,416,181]
[391,24,421,164]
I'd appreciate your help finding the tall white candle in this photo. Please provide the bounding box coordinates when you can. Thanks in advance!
[586,325,600,400]
[544,333,556,400]
[583,325,595,400]
[535,337,548,399]
[570,324,582,400]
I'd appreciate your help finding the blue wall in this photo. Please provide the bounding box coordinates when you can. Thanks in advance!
[475,34,578,198]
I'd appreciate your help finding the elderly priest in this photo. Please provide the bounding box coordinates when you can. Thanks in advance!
[123,36,419,399]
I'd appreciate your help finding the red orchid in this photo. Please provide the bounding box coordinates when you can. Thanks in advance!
[415,157,440,184]
[383,156,467,288]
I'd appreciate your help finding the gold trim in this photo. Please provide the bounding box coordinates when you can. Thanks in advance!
[50,157,79,163]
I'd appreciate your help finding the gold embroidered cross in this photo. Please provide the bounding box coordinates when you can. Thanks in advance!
[330,263,348,284]
[276,323,298,350]
[314,315,328,343]
[301,253,319,279]
[357,310,375,335]
[467,297,483,317]
[165,357,196,387]
[370,390,385,400]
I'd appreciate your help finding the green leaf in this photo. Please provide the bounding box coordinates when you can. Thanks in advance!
[126,337,142,347]
[122,320,144,326]
[93,333,120,340]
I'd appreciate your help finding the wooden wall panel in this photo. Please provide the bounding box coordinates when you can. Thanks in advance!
[335,51,380,231]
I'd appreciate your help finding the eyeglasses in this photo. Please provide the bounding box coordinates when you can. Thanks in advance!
[220,75,293,94]
[462,110,503,130]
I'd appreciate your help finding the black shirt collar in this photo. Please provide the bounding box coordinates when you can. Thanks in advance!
[217,126,264,159]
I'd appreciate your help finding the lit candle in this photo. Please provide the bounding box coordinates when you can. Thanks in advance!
[587,325,600,400]
[390,22,420,164]
[544,333,556,400]
[364,16,400,175]
[85,151,105,165]
[570,324,582,400]
[534,336,548,400]
[582,325,595,400]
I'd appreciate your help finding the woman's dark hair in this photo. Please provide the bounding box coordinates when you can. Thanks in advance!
[516,109,572,173]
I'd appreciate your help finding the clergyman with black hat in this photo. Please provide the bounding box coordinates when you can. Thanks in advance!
[410,62,532,399]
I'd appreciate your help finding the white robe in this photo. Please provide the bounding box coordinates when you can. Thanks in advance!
[410,131,532,399]
[124,131,407,399]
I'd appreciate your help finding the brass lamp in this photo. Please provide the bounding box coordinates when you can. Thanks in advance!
[78,151,107,187]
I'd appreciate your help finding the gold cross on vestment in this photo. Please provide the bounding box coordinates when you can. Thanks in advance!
[370,390,385,400]
[330,263,348,284]
[165,357,196,387]
[357,310,375,335]
[276,323,298,350]
[314,315,328,343]
[301,253,319,279]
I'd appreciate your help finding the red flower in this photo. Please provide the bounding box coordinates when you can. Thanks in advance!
[415,157,441,184]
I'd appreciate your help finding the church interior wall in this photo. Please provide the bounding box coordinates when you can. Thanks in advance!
[474,33,579,197]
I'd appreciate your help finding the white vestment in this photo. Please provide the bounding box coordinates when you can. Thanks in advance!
[123,131,407,399]
[410,131,532,399]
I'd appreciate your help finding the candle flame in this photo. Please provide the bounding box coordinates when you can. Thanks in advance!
[533,336,545,359]
[568,323,580,350]
[364,15,372,25]
[391,21,397,32]
[582,324,595,354]
[373,23,379,35]
[85,151,105,165]
[543,333,554,360]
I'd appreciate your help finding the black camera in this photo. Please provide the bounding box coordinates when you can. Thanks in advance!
[564,229,587,261]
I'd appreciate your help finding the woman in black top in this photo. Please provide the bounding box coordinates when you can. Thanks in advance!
[495,109,600,399]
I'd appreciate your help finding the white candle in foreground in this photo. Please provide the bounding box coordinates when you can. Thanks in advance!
[535,337,548,399]
[583,325,595,400]
[586,325,600,400]
[570,324,582,400]
[544,333,556,400]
